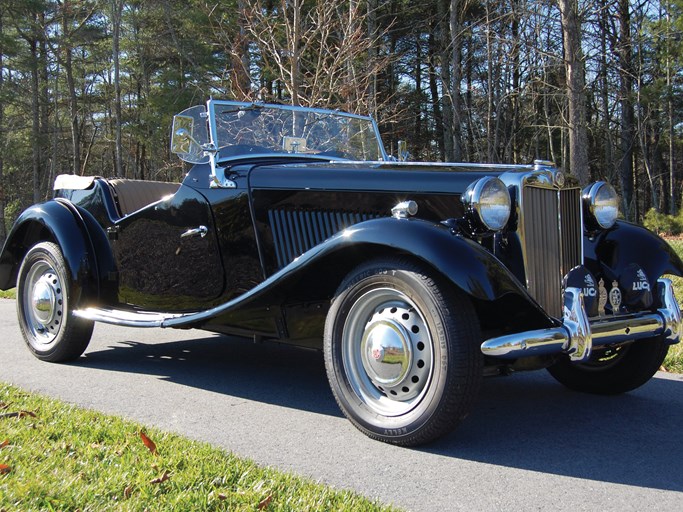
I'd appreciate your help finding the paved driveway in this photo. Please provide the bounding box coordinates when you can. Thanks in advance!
[1,299,682,511]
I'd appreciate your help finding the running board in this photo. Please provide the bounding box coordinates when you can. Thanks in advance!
[73,307,189,327]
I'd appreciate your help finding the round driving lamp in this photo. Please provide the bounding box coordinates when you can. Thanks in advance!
[583,181,619,229]
[462,177,512,232]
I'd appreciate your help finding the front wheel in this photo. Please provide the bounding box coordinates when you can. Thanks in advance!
[547,337,669,394]
[17,242,94,362]
[324,258,483,446]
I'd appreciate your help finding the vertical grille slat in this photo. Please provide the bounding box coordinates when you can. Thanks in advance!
[269,208,380,269]
[522,186,582,317]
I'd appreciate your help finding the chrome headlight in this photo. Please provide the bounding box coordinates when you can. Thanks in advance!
[462,177,511,232]
[583,181,619,229]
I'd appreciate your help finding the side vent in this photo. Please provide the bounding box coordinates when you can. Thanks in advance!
[268,209,379,269]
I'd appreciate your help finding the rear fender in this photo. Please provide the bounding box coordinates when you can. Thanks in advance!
[0,199,108,306]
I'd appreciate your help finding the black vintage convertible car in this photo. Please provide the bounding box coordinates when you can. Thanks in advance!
[1,100,681,446]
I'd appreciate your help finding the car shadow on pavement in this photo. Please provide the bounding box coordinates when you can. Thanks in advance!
[75,332,343,418]
[77,331,683,493]
[430,371,683,493]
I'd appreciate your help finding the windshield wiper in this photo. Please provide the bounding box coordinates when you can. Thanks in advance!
[220,104,264,115]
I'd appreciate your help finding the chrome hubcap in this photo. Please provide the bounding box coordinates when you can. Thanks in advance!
[32,274,58,325]
[362,319,412,385]
[22,261,64,345]
[343,288,434,416]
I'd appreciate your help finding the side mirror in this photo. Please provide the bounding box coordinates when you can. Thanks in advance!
[173,127,198,150]
[170,106,210,164]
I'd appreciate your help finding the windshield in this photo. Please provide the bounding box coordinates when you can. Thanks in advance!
[171,100,386,163]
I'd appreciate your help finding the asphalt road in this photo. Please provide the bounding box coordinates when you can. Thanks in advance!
[1,299,682,511]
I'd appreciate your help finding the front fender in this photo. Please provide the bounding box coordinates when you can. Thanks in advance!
[585,220,683,286]
[334,218,534,301]
[0,199,103,306]
[314,217,552,328]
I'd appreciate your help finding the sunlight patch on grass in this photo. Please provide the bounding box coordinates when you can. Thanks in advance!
[0,383,398,512]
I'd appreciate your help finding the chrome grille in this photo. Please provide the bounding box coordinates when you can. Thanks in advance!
[268,209,379,269]
[522,186,582,317]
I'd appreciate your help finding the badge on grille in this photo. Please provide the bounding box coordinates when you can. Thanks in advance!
[598,278,607,316]
[564,266,598,317]
[609,280,622,314]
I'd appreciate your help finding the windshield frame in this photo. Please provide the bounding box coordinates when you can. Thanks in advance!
[205,100,388,163]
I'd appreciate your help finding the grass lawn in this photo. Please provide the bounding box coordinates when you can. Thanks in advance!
[661,238,683,373]
[0,383,397,512]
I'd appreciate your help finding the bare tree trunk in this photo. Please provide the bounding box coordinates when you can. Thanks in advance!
[30,36,41,202]
[666,5,675,214]
[414,32,423,152]
[62,1,81,175]
[289,0,302,106]
[438,0,454,160]
[485,3,495,162]
[557,0,589,185]
[112,0,124,177]
[0,12,6,245]
[510,2,520,162]
[449,0,463,161]
[366,0,378,119]
[599,7,613,184]
[230,0,251,99]
[428,28,445,160]
[39,12,51,191]
[618,0,635,220]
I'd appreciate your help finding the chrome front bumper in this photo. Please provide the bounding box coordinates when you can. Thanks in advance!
[480,278,682,362]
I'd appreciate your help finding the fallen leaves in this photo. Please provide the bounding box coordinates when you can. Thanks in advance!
[0,410,37,420]
[258,494,273,510]
[0,440,8,449]
[139,431,157,455]
[0,464,10,475]
[150,470,170,484]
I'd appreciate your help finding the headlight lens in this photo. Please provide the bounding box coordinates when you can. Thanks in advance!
[462,177,511,232]
[583,181,619,229]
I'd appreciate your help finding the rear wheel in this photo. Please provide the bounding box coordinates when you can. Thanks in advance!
[324,257,483,446]
[17,242,94,362]
[547,338,669,394]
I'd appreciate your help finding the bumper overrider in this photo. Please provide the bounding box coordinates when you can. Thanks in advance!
[481,278,682,362]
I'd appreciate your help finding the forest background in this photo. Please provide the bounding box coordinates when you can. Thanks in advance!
[0,0,682,246]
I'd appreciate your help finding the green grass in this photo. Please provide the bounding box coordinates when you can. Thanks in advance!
[0,383,398,512]
[0,288,15,299]
[662,239,683,373]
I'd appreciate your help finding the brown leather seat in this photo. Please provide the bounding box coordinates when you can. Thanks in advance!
[108,179,180,216]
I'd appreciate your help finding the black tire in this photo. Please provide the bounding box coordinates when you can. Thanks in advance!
[324,257,483,446]
[16,242,94,362]
[547,337,669,395]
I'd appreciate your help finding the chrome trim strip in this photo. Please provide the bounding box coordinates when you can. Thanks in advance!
[480,278,682,361]
[73,307,185,327]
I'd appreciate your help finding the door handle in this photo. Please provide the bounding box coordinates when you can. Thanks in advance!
[180,225,208,238]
